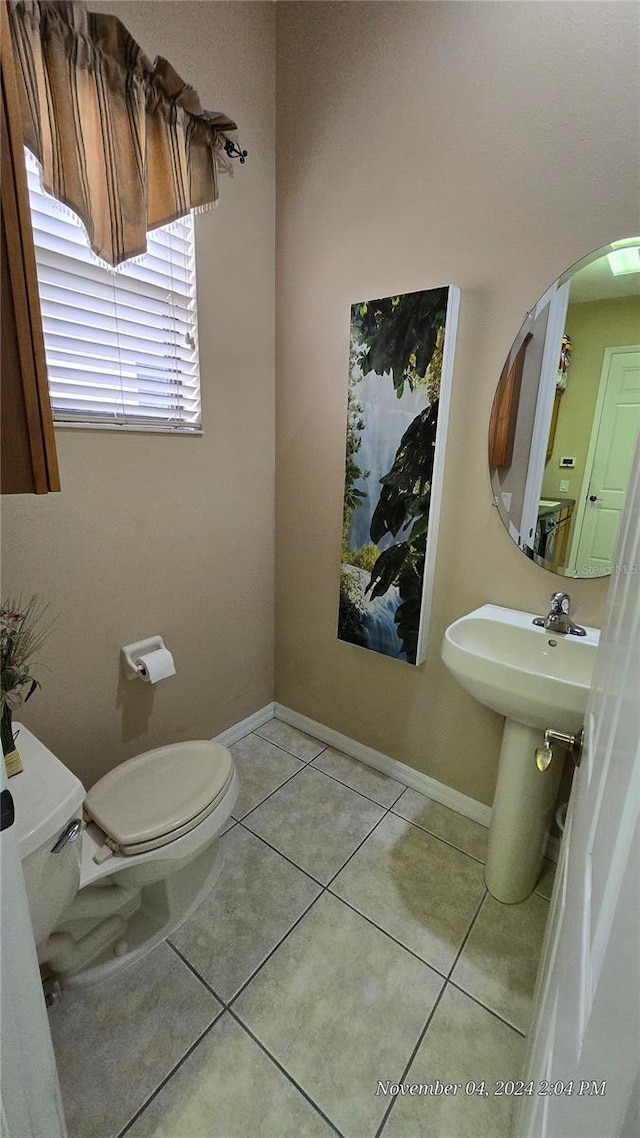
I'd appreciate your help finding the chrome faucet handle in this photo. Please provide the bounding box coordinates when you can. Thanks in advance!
[533,592,586,635]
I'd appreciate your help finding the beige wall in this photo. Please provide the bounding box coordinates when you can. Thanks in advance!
[1,2,275,789]
[275,1,639,805]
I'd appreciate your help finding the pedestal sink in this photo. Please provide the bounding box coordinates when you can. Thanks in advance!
[441,604,599,903]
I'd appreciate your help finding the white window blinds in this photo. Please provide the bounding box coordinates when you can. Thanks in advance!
[25,150,201,432]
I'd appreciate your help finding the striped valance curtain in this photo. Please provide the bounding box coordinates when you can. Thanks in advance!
[9,0,237,266]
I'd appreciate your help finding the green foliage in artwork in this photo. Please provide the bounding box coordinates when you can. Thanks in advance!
[365,386,440,664]
[351,288,448,398]
[342,363,369,553]
[346,543,379,572]
[337,567,366,646]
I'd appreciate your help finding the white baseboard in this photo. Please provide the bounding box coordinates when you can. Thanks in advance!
[215,702,276,747]
[274,702,492,829]
[217,701,559,864]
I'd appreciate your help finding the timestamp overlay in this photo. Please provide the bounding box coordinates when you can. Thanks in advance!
[375,1079,607,1099]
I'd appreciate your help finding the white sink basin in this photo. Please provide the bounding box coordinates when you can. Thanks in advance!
[441,603,600,903]
[442,603,599,733]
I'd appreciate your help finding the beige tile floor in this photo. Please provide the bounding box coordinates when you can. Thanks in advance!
[49,718,554,1138]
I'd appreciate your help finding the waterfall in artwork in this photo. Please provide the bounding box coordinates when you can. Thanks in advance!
[349,370,425,551]
[340,565,406,661]
[361,585,406,660]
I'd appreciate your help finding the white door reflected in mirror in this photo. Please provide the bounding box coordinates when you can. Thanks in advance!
[489,237,640,578]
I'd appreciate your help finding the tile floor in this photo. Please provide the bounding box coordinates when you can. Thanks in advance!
[49,718,554,1138]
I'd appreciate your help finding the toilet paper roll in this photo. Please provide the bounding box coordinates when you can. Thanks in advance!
[135,648,176,684]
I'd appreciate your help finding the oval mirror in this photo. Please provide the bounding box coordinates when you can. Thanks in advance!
[489,237,640,578]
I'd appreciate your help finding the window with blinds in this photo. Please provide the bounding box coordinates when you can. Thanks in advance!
[24,150,201,432]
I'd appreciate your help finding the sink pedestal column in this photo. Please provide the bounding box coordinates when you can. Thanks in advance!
[485,719,564,904]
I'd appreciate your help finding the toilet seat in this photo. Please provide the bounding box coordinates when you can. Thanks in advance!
[84,740,234,857]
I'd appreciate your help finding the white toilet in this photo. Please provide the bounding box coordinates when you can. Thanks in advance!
[13,723,238,985]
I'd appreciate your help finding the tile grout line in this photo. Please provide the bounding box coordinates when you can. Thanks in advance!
[224,725,264,747]
[237,757,400,892]
[533,885,554,901]
[167,894,527,1046]
[252,725,329,765]
[446,979,528,1038]
[374,982,449,1138]
[238,730,496,873]
[112,908,522,1138]
[324,887,449,982]
[302,755,403,810]
[226,1009,347,1138]
[157,926,448,1138]
[236,767,488,994]
[169,829,327,1013]
[389,805,488,864]
[116,1012,222,1138]
[254,724,555,886]
[375,887,495,1137]
[236,819,327,887]
[239,758,394,827]
[230,781,447,1010]
[420,887,530,1041]
[234,838,527,1046]
[167,939,229,1007]
[186,744,516,1048]
[176,815,448,1022]
[237,821,424,1001]
[323,807,393,889]
[247,726,446,822]
[165,878,349,1135]
[258,720,503,848]
[227,889,326,1009]
[446,881,548,1029]
[322,789,489,892]
[250,725,552,898]
[440,885,530,1036]
[235,744,492,909]
[446,888,488,980]
[371,975,528,1138]
[231,757,309,825]
[124,947,348,1138]
[306,760,406,811]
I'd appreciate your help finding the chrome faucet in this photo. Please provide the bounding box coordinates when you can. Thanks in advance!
[533,592,587,636]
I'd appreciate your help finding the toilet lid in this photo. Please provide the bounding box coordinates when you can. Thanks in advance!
[84,740,233,851]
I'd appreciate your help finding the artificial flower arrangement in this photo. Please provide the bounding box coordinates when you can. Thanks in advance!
[1,597,53,777]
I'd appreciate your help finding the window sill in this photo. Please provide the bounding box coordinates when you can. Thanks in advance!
[53,421,203,437]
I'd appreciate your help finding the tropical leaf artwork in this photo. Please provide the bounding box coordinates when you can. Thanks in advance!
[338,287,452,664]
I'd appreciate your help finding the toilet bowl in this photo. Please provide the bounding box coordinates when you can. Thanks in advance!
[13,724,237,986]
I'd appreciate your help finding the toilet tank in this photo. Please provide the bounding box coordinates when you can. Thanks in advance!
[11,724,85,950]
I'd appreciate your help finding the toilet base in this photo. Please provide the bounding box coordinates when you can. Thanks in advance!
[46,838,224,987]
